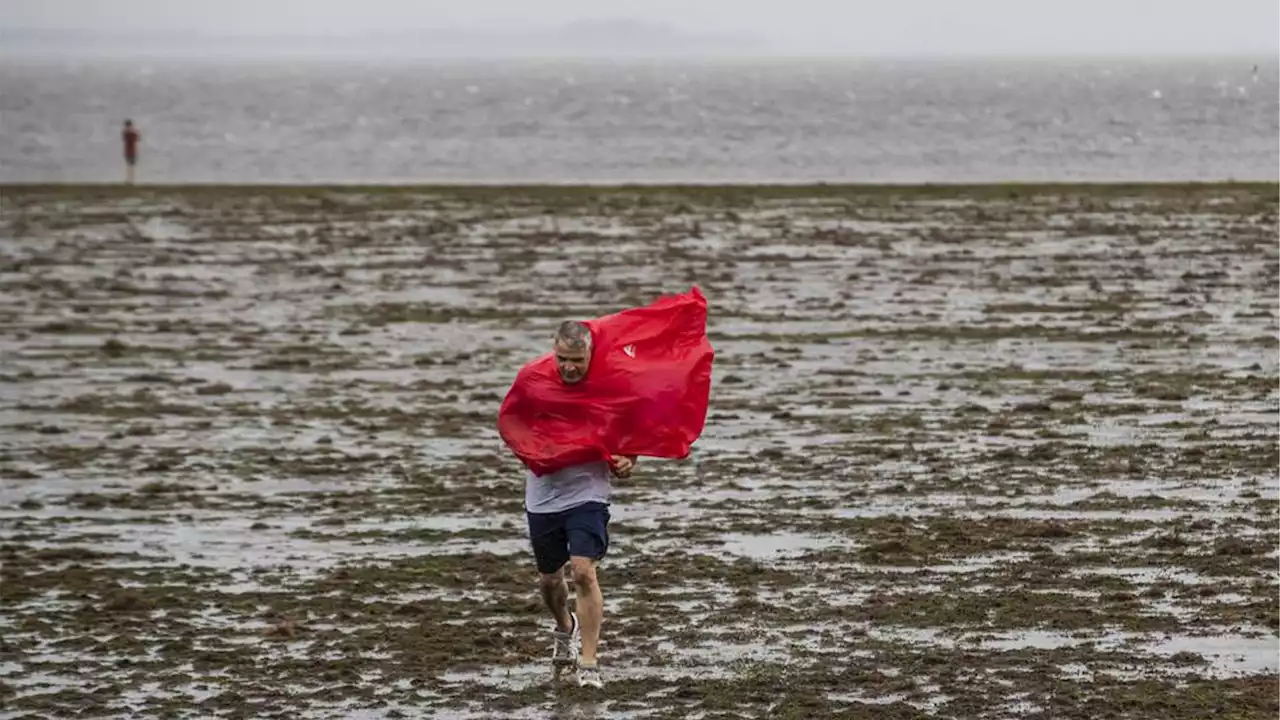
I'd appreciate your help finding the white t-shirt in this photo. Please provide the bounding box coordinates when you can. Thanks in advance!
[524,460,611,514]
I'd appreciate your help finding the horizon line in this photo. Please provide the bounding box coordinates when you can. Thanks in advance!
[2,49,1276,60]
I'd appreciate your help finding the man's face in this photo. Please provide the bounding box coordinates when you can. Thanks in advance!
[554,340,591,385]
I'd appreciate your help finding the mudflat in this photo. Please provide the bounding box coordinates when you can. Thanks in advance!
[1,184,1276,719]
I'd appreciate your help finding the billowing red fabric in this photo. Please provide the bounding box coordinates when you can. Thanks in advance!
[498,286,714,476]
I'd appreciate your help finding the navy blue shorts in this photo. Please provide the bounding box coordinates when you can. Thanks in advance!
[526,501,610,575]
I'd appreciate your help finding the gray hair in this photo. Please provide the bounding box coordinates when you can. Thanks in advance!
[554,320,592,351]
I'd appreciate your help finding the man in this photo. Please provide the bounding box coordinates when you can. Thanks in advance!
[122,120,140,184]
[525,320,635,689]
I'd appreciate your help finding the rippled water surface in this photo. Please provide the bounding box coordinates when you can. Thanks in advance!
[2,57,1276,183]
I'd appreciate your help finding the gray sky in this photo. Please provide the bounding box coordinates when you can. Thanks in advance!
[2,0,1277,55]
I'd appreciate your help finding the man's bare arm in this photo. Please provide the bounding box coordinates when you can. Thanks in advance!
[609,455,637,478]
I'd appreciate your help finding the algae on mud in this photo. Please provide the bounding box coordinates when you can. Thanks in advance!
[0,184,1277,719]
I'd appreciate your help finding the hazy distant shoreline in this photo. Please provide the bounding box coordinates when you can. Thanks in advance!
[1,49,1273,63]
[0,22,770,59]
[4,26,1276,61]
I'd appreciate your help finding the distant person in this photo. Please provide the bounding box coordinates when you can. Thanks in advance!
[122,120,141,184]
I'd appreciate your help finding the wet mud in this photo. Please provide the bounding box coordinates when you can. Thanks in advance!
[0,184,1276,719]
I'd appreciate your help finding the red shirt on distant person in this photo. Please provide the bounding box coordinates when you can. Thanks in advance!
[122,120,140,163]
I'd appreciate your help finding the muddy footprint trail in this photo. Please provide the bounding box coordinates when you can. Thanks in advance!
[1,184,1276,719]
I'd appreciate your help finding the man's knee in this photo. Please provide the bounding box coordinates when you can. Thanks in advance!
[538,569,565,590]
[569,557,597,591]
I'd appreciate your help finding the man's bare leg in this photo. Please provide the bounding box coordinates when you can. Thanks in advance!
[126,163,135,185]
[569,556,603,664]
[538,567,572,632]
[540,567,578,678]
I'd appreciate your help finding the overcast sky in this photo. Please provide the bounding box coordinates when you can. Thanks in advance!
[2,0,1277,55]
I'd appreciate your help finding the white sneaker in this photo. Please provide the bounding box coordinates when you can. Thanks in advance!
[576,662,603,689]
[551,612,579,668]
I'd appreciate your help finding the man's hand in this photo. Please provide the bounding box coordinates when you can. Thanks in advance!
[609,455,637,479]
